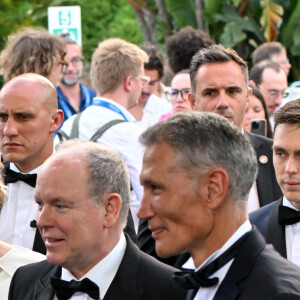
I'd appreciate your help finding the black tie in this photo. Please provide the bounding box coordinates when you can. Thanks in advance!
[51,277,100,300]
[173,232,250,291]
[2,163,37,188]
[278,205,300,225]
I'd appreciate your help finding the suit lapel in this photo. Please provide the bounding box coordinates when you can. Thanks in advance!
[32,265,60,300]
[266,198,287,258]
[104,236,143,300]
[213,229,266,300]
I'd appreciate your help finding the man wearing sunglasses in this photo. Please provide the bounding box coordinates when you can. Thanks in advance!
[57,35,96,124]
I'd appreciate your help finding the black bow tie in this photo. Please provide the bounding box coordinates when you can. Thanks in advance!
[173,232,250,292]
[278,205,300,226]
[2,163,37,188]
[51,277,100,300]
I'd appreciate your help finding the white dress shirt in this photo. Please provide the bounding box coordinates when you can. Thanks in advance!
[54,233,127,300]
[0,245,45,299]
[137,94,171,131]
[182,220,252,300]
[0,163,40,249]
[283,197,300,267]
[54,98,144,229]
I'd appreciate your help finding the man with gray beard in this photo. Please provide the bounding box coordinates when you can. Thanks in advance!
[57,35,96,124]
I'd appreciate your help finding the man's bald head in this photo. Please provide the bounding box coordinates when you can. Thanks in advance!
[0,73,63,172]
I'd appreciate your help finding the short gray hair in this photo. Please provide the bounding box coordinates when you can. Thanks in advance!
[57,140,130,228]
[190,44,249,93]
[140,112,257,204]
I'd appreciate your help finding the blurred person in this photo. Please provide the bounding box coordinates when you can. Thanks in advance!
[56,38,148,230]
[242,85,273,138]
[0,162,45,300]
[57,34,96,124]
[0,27,67,86]
[252,41,291,76]
[159,70,192,121]
[8,140,186,300]
[129,43,171,130]
[138,112,300,299]
[250,99,300,267]
[250,61,288,129]
[0,73,63,254]
[165,26,215,74]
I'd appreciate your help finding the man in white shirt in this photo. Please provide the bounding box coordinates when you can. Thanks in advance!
[129,44,171,131]
[56,38,149,230]
[0,74,64,254]
[137,112,300,300]
[8,140,186,300]
[250,99,300,267]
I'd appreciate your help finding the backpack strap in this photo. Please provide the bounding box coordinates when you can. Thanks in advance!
[56,130,71,142]
[90,119,127,141]
[69,112,83,139]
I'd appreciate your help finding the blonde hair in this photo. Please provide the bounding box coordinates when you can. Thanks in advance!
[90,38,148,94]
[0,163,7,211]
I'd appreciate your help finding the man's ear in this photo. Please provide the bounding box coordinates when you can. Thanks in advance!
[188,91,196,110]
[50,109,64,133]
[124,75,132,92]
[249,79,256,87]
[204,168,230,210]
[102,193,122,228]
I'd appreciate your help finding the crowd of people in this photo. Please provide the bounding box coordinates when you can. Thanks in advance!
[0,24,299,300]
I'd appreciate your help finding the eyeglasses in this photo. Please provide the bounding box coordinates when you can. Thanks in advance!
[139,75,151,88]
[59,61,69,73]
[259,86,289,101]
[69,56,84,67]
[165,88,192,101]
[148,78,160,86]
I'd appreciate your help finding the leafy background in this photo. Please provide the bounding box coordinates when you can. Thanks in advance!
[1,0,300,85]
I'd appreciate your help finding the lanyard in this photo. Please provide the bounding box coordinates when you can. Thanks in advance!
[92,98,129,121]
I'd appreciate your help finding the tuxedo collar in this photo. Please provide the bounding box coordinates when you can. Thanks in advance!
[266,197,287,258]
[213,228,266,300]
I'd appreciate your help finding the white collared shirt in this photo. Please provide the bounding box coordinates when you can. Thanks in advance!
[0,245,45,299]
[183,220,252,300]
[0,163,40,249]
[54,233,127,300]
[283,197,300,267]
[54,98,144,229]
[137,94,171,131]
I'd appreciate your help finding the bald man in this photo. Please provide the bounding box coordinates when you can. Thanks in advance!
[0,73,63,254]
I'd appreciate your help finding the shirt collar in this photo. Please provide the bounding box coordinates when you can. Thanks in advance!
[61,233,127,298]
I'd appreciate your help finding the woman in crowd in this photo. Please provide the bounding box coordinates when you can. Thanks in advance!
[159,69,193,121]
[242,85,273,138]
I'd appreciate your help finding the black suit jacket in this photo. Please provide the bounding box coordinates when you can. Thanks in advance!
[8,235,186,300]
[245,131,282,206]
[249,198,287,258]
[186,229,300,300]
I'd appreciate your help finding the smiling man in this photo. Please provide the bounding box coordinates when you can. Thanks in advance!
[0,73,63,254]
[138,112,300,299]
[8,140,186,300]
[250,99,300,267]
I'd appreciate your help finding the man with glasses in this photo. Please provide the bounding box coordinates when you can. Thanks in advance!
[130,44,171,130]
[250,61,288,130]
[252,41,291,76]
[56,38,149,231]
[57,35,96,124]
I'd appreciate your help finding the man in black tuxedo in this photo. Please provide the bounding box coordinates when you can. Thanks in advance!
[9,140,186,300]
[250,99,300,267]
[137,112,300,299]
[0,74,64,254]
[138,44,281,266]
